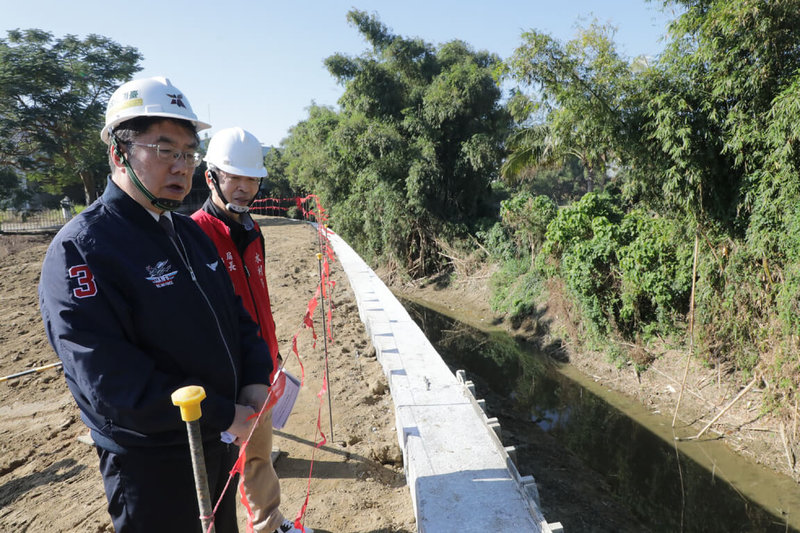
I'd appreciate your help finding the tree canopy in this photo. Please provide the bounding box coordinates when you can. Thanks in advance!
[502,23,635,193]
[282,10,510,276]
[0,29,142,205]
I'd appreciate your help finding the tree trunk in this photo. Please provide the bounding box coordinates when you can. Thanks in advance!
[80,171,97,205]
[585,165,595,193]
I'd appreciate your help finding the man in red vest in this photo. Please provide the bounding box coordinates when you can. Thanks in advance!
[192,127,311,533]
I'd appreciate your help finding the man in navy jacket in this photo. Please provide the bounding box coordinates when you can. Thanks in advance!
[39,77,272,533]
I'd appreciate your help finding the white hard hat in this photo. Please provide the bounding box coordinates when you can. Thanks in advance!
[204,127,267,178]
[101,76,211,144]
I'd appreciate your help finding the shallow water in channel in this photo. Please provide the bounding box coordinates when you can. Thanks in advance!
[401,298,800,533]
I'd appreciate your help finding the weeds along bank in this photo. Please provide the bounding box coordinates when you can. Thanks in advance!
[483,190,796,402]
[381,192,800,488]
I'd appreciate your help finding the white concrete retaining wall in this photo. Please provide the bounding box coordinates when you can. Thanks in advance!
[326,228,563,533]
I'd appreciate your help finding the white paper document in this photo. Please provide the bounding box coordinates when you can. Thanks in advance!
[271,368,300,430]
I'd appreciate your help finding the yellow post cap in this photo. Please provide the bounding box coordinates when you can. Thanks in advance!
[316,253,322,260]
[171,385,206,422]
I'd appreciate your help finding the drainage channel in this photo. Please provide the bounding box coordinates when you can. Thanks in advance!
[401,298,800,533]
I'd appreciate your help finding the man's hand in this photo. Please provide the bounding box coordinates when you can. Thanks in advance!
[239,383,269,412]
[226,403,256,445]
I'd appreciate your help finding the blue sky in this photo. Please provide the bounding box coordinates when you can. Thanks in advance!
[5,1,679,147]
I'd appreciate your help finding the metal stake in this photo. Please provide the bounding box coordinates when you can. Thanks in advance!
[0,362,62,382]
[317,252,334,443]
[172,385,216,533]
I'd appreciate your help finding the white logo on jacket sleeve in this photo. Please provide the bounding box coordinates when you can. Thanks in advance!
[68,264,98,298]
[145,260,178,288]
[207,260,219,271]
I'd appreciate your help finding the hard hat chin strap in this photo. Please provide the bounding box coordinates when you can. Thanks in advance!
[112,135,182,212]
[226,202,250,214]
[207,169,260,214]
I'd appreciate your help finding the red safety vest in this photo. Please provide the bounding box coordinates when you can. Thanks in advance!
[192,209,279,382]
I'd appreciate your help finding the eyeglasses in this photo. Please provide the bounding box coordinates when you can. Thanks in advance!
[219,172,261,186]
[126,142,202,167]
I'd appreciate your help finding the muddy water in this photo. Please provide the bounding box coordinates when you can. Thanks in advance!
[401,298,800,533]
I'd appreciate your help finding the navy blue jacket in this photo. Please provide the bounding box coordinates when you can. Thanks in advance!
[39,179,272,453]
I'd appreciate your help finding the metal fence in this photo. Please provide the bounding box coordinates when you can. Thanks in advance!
[0,193,298,234]
[0,190,210,233]
[0,208,72,233]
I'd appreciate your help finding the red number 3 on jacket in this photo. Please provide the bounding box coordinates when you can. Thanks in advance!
[68,264,98,298]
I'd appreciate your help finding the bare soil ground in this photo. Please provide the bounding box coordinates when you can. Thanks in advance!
[0,218,415,533]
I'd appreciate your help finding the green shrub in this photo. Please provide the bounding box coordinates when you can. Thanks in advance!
[489,257,542,318]
[559,218,619,333]
[694,240,769,373]
[542,191,623,258]
[777,206,800,338]
[533,193,693,338]
[285,205,302,220]
[540,192,623,333]
[477,222,516,262]
[616,210,693,336]
[499,192,557,257]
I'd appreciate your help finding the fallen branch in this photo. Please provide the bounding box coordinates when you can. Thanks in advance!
[437,250,467,266]
[694,371,718,389]
[736,426,775,433]
[468,234,491,258]
[683,377,759,441]
[618,340,654,354]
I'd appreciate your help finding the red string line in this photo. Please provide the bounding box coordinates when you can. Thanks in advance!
[202,195,337,531]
